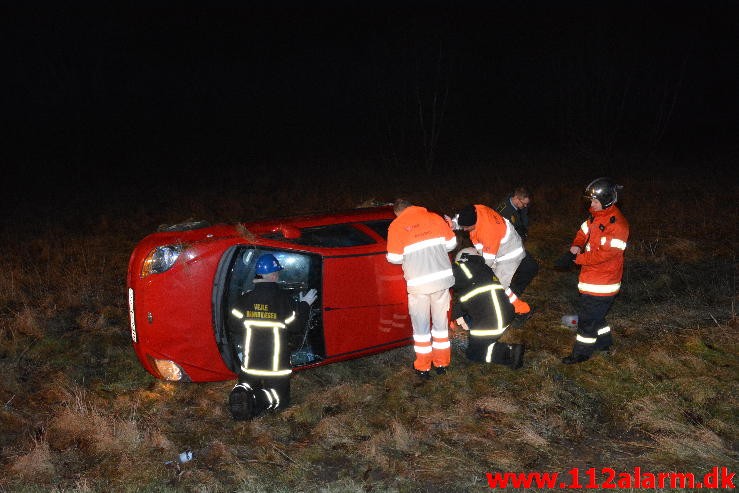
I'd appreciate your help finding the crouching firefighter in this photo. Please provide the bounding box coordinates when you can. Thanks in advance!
[227,253,318,420]
[451,248,524,369]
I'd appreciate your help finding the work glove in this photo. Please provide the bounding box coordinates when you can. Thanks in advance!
[299,288,318,306]
[553,251,576,270]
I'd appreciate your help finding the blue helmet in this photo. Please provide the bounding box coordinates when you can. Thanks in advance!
[255,253,283,275]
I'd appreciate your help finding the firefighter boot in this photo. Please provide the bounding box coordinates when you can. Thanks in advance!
[252,388,281,416]
[229,383,256,421]
[412,364,431,380]
[490,342,512,367]
[492,342,525,369]
[511,307,535,328]
[509,344,525,370]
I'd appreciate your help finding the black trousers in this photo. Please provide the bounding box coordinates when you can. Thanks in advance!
[573,294,615,356]
[467,335,518,366]
[509,252,539,296]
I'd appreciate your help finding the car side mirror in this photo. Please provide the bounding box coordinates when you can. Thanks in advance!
[272,224,301,239]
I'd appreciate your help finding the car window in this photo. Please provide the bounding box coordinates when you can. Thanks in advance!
[362,219,392,240]
[230,248,315,296]
[262,223,377,247]
[217,246,325,371]
[270,251,312,286]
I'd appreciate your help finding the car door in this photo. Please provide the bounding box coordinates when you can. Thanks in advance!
[320,222,411,358]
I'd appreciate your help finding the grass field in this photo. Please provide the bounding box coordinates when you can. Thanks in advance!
[1,153,736,492]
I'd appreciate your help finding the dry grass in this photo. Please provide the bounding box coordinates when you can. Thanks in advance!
[0,153,736,491]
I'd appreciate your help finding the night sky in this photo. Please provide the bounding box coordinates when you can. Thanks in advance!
[2,3,738,203]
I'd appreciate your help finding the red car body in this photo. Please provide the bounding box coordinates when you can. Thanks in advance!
[127,206,412,382]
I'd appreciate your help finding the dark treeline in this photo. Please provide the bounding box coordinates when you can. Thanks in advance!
[2,3,737,203]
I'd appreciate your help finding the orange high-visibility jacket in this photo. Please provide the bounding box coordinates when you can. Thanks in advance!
[572,205,629,296]
[386,206,457,294]
[469,204,525,266]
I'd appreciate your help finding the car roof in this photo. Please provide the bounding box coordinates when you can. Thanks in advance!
[243,205,394,232]
[243,206,394,249]
[136,206,395,254]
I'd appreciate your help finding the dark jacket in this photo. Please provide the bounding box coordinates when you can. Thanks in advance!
[451,255,514,361]
[228,281,310,377]
[496,197,529,241]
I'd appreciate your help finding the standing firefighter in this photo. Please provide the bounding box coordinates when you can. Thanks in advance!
[227,253,317,419]
[386,198,457,379]
[451,248,524,369]
[558,178,629,364]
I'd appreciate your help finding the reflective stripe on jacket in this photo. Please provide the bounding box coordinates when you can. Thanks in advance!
[572,205,629,296]
[469,204,525,266]
[386,206,456,294]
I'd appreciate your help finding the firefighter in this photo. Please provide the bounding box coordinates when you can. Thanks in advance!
[446,204,539,324]
[558,177,629,364]
[386,198,457,379]
[451,248,524,369]
[227,253,317,420]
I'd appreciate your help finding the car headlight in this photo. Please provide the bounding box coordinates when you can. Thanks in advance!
[152,358,186,381]
[141,245,182,277]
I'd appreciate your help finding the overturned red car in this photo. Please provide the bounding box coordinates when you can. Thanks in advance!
[127,206,412,382]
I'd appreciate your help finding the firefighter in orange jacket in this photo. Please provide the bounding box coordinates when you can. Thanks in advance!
[386,198,457,379]
[448,204,539,320]
[559,178,629,364]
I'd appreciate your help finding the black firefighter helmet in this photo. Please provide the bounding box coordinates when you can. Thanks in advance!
[583,177,622,208]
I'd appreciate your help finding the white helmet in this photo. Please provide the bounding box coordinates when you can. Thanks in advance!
[455,247,480,262]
